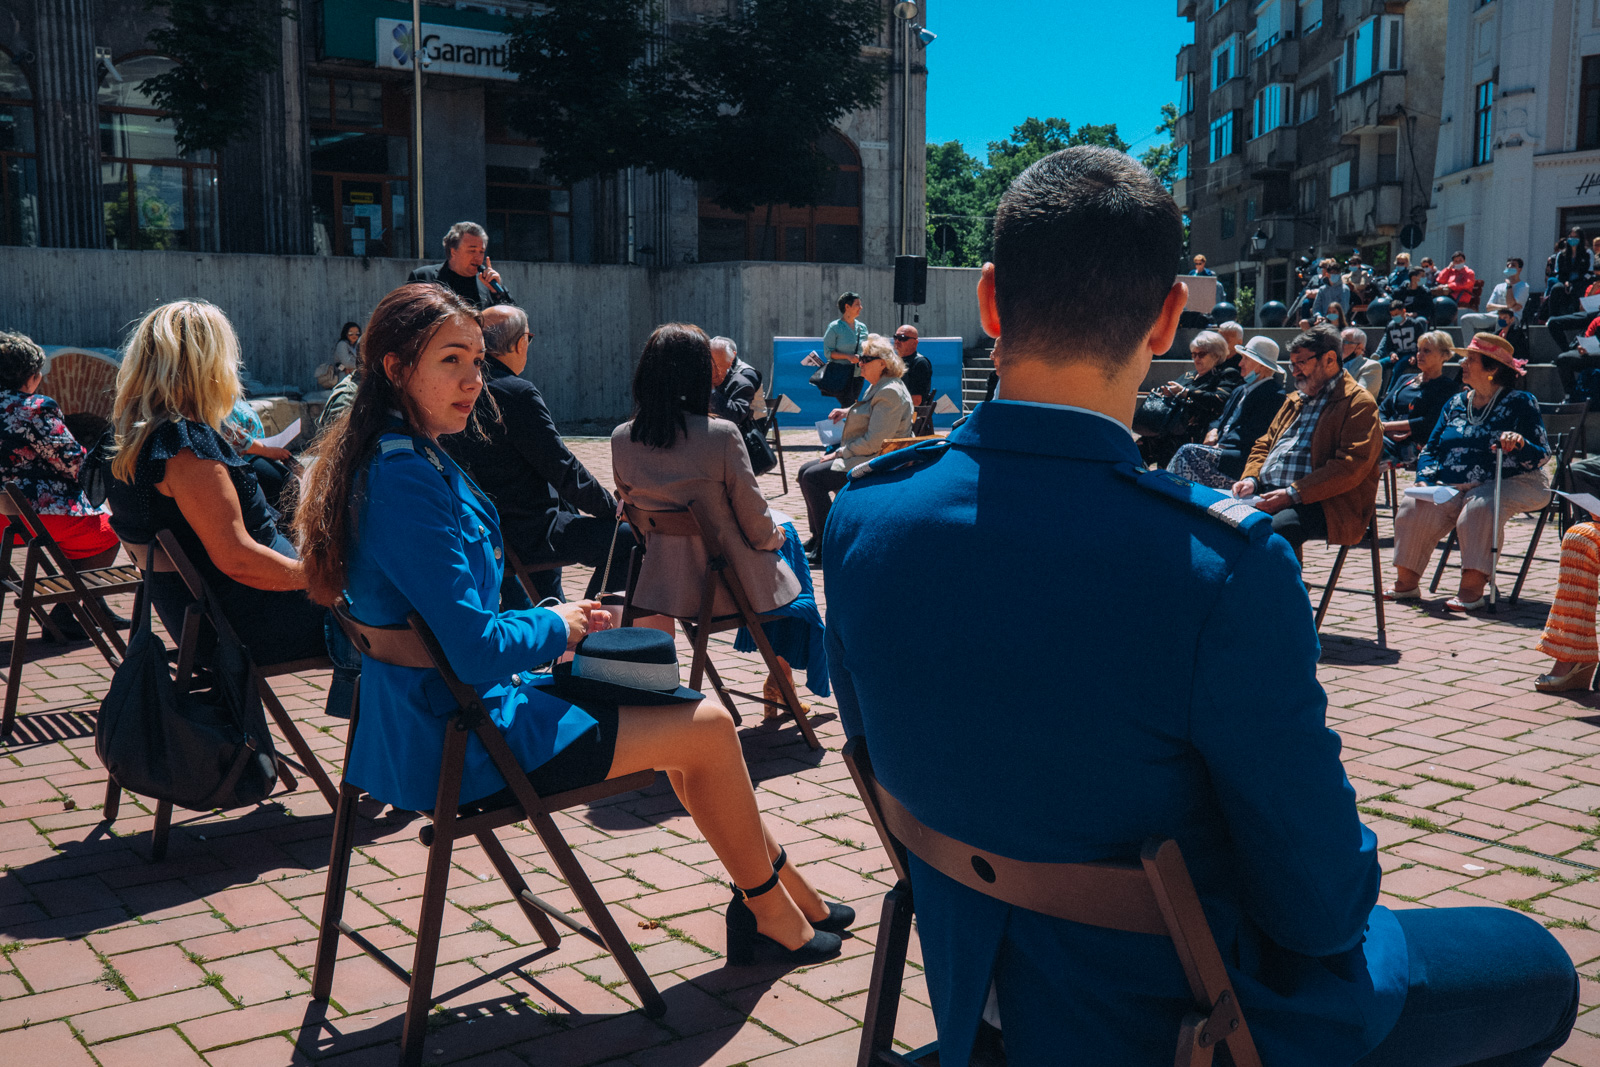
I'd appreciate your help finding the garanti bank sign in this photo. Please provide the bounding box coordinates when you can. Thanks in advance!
[376,18,515,81]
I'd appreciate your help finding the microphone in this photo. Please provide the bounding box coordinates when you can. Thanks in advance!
[479,259,509,297]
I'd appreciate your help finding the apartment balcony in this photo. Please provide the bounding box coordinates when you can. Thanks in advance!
[1211,77,1249,116]
[1179,0,1196,19]
[1209,154,1247,193]
[1335,71,1407,137]
[1246,126,1297,174]
[1208,0,1249,38]
[1251,35,1299,81]
[1330,182,1404,239]
[1174,177,1190,212]
[1177,42,1198,79]
[1175,112,1196,146]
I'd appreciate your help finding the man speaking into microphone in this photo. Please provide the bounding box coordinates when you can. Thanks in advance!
[407,221,517,309]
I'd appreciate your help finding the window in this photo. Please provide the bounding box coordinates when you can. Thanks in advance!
[1473,79,1495,166]
[1329,160,1352,197]
[99,54,218,252]
[1180,71,1195,116]
[1299,0,1323,35]
[1210,111,1238,161]
[0,50,37,247]
[1245,198,1257,222]
[307,76,411,258]
[1298,175,1319,213]
[1252,84,1293,138]
[1221,206,1236,240]
[1175,144,1189,181]
[1297,85,1319,124]
[1337,15,1403,92]
[1253,0,1282,58]
[1579,56,1600,150]
[1214,0,1230,11]
[483,93,570,263]
[1213,35,1241,90]
[697,130,861,263]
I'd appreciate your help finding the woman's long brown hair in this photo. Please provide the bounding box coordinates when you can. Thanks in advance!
[294,284,480,606]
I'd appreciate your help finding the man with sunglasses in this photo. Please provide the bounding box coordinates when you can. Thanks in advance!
[1231,323,1383,561]
[892,325,933,407]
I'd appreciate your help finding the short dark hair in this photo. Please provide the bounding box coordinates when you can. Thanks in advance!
[0,331,46,392]
[990,146,1182,369]
[1288,324,1341,361]
[629,323,713,449]
[443,221,488,253]
[837,292,860,314]
[1451,250,1466,260]
[339,321,360,342]
[1508,257,1524,269]
[1409,268,1426,279]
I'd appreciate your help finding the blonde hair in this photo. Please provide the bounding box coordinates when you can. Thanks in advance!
[111,300,244,482]
[864,333,905,377]
[1419,329,1455,357]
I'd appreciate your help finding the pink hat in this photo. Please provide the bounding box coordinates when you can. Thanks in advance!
[1454,332,1526,377]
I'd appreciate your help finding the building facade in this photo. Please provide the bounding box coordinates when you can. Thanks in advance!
[1426,0,1600,283]
[0,0,925,269]
[1175,0,1445,314]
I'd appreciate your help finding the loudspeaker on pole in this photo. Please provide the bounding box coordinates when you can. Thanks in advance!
[894,255,928,305]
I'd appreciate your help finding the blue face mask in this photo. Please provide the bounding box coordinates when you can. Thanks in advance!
[1504,267,1517,276]
[1571,238,1582,247]
[1242,370,1261,384]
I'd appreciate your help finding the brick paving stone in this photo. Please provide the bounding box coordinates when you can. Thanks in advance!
[0,1019,100,1067]
[72,985,233,1043]
[93,1026,210,1067]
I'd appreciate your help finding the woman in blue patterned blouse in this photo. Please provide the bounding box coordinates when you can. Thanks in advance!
[1388,334,1550,610]
[0,331,123,637]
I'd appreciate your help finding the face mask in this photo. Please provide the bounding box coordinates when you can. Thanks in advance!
[1570,238,1581,247]
[1242,370,1261,384]
[1504,268,1517,276]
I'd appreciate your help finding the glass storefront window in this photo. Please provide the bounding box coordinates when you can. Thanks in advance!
[482,94,573,263]
[308,77,412,258]
[0,50,39,246]
[98,54,219,252]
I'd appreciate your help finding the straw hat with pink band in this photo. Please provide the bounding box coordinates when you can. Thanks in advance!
[1453,332,1527,377]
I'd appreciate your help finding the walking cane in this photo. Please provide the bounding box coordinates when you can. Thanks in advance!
[1487,440,1505,614]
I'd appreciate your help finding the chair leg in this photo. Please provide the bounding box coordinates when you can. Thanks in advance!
[1175,1013,1216,1067]
[311,782,363,1000]
[2,590,33,737]
[858,880,915,1067]
[745,622,821,750]
[529,809,666,1017]
[475,830,561,950]
[257,680,339,809]
[399,818,457,1067]
[1368,524,1387,648]
[102,776,121,825]
[682,620,715,693]
[151,799,172,861]
[1314,547,1350,630]
[1511,507,1549,606]
[701,658,742,726]
[1429,530,1457,593]
[773,423,789,496]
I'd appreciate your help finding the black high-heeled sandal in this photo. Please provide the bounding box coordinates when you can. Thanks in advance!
[726,848,843,967]
[772,847,855,933]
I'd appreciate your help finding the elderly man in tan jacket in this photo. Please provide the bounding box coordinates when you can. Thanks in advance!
[1231,323,1383,562]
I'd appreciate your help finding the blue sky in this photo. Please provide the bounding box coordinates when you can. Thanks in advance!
[923,1,1192,159]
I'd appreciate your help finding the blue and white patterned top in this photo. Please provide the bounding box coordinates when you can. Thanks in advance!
[1416,388,1548,486]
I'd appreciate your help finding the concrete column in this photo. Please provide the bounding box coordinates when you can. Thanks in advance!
[420,80,486,256]
[219,2,310,254]
[31,0,103,248]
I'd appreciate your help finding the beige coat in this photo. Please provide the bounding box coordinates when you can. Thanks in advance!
[830,377,915,470]
[611,415,801,619]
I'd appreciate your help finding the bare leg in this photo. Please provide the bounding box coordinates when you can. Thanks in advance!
[1393,565,1421,593]
[609,699,818,950]
[1459,568,1489,602]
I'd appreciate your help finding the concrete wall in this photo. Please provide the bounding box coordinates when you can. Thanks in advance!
[0,248,982,425]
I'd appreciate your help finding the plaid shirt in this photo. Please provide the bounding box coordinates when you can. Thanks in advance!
[1257,379,1336,490]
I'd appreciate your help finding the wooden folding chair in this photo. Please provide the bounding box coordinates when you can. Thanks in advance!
[0,483,143,737]
[502,543,582,606]
[1312,515,1387,647]
[146,531,339,809]
[313,599,665,1067]
[910,391,937,438]
[757,393,790,495]
[843,736,1261,1067]
[619,500,821,750]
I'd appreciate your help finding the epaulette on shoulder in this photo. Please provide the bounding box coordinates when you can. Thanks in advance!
[376,433,448,475]
[847,438,951,482]
[1116,464,1271,539]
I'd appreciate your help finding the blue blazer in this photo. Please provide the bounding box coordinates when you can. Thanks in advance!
[342,428,596,812]
[823,401,1407,1067]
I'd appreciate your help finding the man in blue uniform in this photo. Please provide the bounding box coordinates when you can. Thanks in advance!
[824,146,1576,1067]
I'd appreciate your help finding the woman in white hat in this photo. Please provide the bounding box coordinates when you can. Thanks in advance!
[1166,335,1286,489]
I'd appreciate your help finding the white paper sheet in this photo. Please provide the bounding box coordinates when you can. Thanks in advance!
[800,351,824,368]
[1232,494,1263,507]
[1556,490,1600,515]
[257,418,301,450]
[1579,335,1600,355]
[775,394,802,414]
[770,508,794,527]
[1582,294,1600,314]
[934,393,961,414]
[1404,484,1460,505]
[815,418,843,446]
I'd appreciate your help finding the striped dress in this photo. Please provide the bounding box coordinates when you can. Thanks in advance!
[1537,522,1600,662]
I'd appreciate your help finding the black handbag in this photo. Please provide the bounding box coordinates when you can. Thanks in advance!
[1133,391,1189,439]
[95,577,279,812]
[743,424,778,476]
[810,359,856,398]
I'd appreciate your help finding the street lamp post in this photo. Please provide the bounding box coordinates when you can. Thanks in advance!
[893,3,916,258]
[411,0,425,260]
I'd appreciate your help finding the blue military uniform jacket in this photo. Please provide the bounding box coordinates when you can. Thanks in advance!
[342,427,596,812]
[824,400,1407,1067]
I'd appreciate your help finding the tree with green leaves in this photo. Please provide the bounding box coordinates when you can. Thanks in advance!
[925,116,1140,268]
[142,0,289,156]
[503,0,887,215]
[1139,103,1180,189]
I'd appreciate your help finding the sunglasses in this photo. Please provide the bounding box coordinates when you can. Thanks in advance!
[859,354,883,363]
[893,334,914,342]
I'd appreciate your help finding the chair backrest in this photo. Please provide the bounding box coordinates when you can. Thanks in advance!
[620,500,731,560]
[843,736,1261,1067]
[120,538,180,574]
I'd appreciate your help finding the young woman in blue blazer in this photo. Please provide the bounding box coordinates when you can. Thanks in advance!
[294,284,852,966]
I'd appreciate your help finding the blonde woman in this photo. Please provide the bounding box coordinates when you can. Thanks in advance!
[798,333,913,564]
[105,300,357,715]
